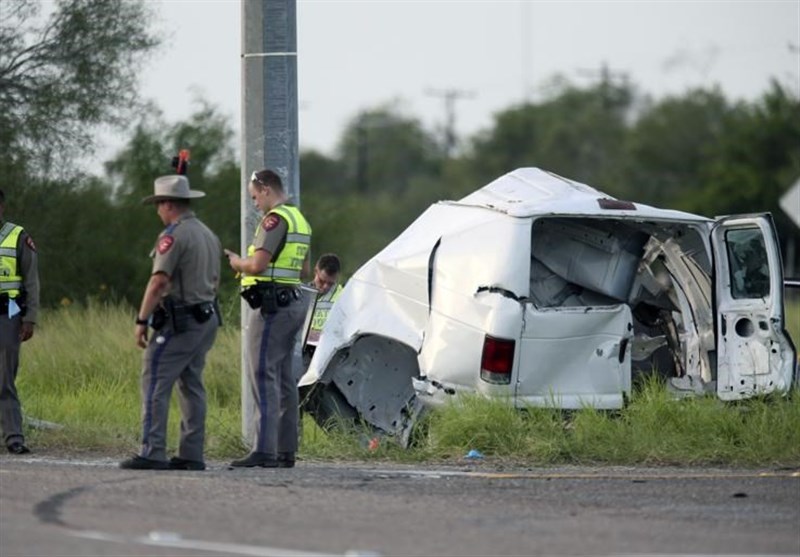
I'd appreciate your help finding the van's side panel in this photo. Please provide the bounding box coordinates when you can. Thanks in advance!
[419,215,531,393]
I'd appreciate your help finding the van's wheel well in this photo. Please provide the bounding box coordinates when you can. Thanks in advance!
[303,335,422,439]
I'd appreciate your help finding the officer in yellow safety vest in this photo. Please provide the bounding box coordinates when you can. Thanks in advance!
[225,169,312,469]
[303,253,344,364]
[0,189,40,455]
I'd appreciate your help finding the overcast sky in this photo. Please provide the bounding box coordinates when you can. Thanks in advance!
[100,0,800,165]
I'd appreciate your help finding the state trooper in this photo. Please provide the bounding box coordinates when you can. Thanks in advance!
[225,169,311,468]
[0,189,40,455]
[120,175,222,471]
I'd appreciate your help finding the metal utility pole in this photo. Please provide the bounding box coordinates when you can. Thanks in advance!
[426,88,475,157]
[240,0,299,442]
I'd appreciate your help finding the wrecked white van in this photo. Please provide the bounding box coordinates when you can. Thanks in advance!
[298,167,797,443]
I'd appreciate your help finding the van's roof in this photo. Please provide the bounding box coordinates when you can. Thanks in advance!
[450,167,712,223]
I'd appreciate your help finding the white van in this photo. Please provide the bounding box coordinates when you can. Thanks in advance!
[298,168,797,443]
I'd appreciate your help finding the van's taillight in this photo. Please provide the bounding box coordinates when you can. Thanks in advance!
[480,335,515,385]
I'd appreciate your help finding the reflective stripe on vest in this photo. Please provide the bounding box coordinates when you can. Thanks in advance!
[0,222,23,297]
[241,205,311,287]
[309,283,343,336]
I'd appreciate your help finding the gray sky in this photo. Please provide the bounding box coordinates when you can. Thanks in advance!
[115,0,800,161]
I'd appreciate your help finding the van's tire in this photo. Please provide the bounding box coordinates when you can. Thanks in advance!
[300,382,360,431]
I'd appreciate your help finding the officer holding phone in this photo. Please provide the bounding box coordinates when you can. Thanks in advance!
[225,169,311,469]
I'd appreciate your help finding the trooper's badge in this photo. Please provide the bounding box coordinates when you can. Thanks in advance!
[25,236,37,252]
[263,214,280,231]
[157,235,174,254]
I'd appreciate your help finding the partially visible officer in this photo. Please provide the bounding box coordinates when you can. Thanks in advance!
[120,175,222,471]
[0,189,39,455]
[224,169,311,468]
[302,253,344,365]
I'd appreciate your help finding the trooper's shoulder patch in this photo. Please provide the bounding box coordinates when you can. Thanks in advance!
[262,214,281,231]
[25,235,37,252]
[157,235,175,254]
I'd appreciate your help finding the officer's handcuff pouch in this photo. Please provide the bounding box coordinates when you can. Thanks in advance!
[241,285,264,309]
[151,306,168,330]
[276,288,291,307]
[191,301,216,323]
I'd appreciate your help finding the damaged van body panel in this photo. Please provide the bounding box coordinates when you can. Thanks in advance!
[711,215,796,399]
[299,168,797,441]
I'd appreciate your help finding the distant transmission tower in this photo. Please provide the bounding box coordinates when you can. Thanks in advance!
[426,88,475,157]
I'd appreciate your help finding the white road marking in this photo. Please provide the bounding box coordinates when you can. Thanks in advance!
[73,529,351,557]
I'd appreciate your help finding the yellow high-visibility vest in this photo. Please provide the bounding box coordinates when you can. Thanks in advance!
[241,205,311,287]
[0,222,23,298]
[309,283,343,338]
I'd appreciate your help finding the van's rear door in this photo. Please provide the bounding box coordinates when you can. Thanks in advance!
[710,214,796,399]
[516,304,632,409]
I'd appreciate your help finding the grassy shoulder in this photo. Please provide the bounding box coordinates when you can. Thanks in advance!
[18,301,800,467]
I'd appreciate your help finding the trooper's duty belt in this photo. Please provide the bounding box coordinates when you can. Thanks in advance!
[151,298,219,332]
[0,292,27,316]
[240,283,300,314]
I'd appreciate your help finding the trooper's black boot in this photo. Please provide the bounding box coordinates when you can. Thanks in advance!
[7,442,30,455]
[277,452,295,468]
[168,456,206,471]
[229,452,278,468]
[119,455,169,470]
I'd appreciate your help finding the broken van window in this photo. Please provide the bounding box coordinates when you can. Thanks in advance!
[725,228,770,299]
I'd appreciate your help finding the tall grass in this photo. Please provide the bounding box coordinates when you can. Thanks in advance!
[19,302,800,466]
[21,301,244,458]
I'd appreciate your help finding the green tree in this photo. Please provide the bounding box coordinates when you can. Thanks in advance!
[300,149,348,195]
[622,87,731,208]
[299,105,446,276]
[695,81,800,255]
[0,0,159,176]
[468,77,635,192]
[8,176,125,307]
[336,104,442,194]
[105,103,242,304]
[2,103,241,309]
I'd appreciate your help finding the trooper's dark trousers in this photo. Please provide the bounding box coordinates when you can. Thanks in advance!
[0,314,24,448]
[139,315,218,462]
[246,290,307,456]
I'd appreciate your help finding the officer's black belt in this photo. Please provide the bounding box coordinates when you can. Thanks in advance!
[0,293,26,314]
[277,287,301,300]
[152,298,218,331]
[171,300,216,321]
[241,283,301,311]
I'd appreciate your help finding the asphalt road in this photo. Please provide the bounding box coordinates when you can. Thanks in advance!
[1,454,798,556]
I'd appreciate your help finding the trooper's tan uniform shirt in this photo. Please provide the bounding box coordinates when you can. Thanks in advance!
[151,211,221,304]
